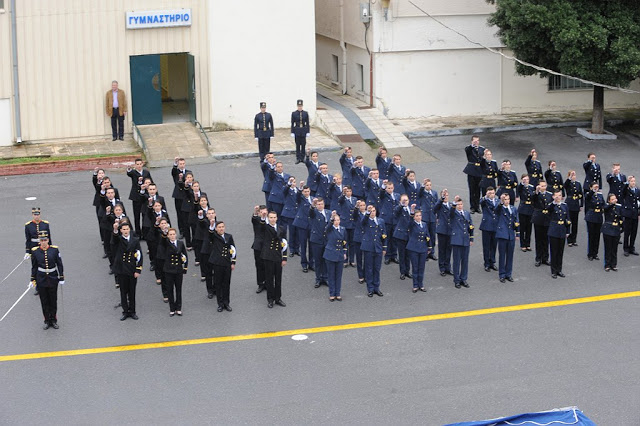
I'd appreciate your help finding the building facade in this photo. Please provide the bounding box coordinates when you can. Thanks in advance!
[0,0,316,145]
[315,0,640,119]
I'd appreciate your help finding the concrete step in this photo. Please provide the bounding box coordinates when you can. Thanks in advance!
[137,122,212,167]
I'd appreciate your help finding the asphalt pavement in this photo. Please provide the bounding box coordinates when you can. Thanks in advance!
[0,127,638,425]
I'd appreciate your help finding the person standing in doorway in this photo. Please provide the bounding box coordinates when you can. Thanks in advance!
[254,102,274,162]
[105,80,127,141]
[291,100,310,164]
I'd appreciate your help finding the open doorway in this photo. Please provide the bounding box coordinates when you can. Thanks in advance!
[160,53,189,123]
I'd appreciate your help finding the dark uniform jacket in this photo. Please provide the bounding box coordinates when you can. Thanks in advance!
[418,188,438,224]
[621,184,640,219]
[495,204,520,240]
[254,112,274,138]
[260,222,288,262]
[25,220,51,253]
[517,183,535,216]
[480,158,498,189]
[563,180,583,212]
[111,233,143,276]
[126,168,152,201]
[532,191,553,226]
[171,165,192,200]
[406,220,430,253]
[251,215,267,251]
[360,215,387,253]
[462,145,485,177]
[163,240,188,274]
[209,232,236,267]
[337,195,357,230]
[31,245,64,288]
[544,169,564,196]
[584,190,605,224]
[323,224,348,262]
[602,204,623,237]
[547,203,571,238]
[434,199,454,235]
[583,161,602,189]
[606,173,627,200]
[291,110,310,137]
[450,209,474,246]
[525,155,543,186]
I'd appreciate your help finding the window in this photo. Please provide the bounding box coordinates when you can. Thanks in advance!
[0,0,5,11]
[357,63,364,92]
[331,55,339,82]
[548,75,592,91]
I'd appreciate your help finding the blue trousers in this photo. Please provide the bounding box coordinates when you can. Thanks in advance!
[497,238,515,279]
[345,228,355,263]
[363,250,382,292]
[408,250,427,289]
[270,202,283,217]
[385,223,397,260]
[394,237,410,275]
[438,233,452,273]
[426,222,436,250]
[354,242,365,279]
[452,245,470,284]
[482,230,497,268]
[296,226,312,268]
[326,259,344,297]
[310,241,327,283]
[280,217,298,254]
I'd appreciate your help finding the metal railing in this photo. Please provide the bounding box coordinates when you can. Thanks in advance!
[194,120,211,146]
[131,122,148,154]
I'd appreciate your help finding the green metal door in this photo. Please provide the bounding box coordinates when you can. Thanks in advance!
[187,54,196,123]
[130,55,162,125]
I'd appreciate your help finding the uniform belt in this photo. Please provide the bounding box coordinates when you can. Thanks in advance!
[474,163,480,166]
[30,238,40,243]
[594,208,601,213]
[525,201,532,204]
[38,267,57,273]
[552,220,565,225]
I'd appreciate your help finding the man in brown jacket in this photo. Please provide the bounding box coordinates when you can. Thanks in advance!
[106,80,127,141]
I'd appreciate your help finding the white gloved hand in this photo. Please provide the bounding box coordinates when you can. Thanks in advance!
[270,137,274,139]
[59,281,65,285]
[306,133,310,137]
[28,281,35,289]
[291,133,295,137]
[24,253,31,260]
[254,138,258,141]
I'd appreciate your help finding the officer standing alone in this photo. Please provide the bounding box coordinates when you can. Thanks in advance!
[30,231,64,330]
[254,102,274,162]
[291,100,310,164]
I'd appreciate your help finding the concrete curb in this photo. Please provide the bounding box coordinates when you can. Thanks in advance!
[403,118,640,138]
[212,145,342,161]
[0,155,141,176]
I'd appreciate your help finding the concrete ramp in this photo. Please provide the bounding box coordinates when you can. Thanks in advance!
[137,122,212,167]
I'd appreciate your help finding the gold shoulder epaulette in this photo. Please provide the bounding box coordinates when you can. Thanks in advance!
[42,220,49,224]
[31,247,38,251]
[50,245,58,248]
[25,221,31,226]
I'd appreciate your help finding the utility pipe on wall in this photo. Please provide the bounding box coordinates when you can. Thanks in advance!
[10,0,22,143]
[339,0,347,95]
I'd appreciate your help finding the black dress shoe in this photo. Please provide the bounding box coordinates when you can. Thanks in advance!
[499,277,506,283]
[489,265,498,271]
[120,314,128,321]
[506,277,514,282]
[349,262,356,267]
[150,264,155,271]
[34,290,39,296]
[630,251,639,256]
[412,288,418,293]
[428,254,438,261]
[224,304,232,312]
[118,136,124,141]
[391,258,400,264]
[256,286,265,294]
[593,256,600,260]
[275,299,286,307]
[405,272,413,279]
[314,283,321,288]
[445,271,454,276]
[454,283,461,289]
[535,261,541,267]
[102,253,109,259]
[624,252,630,257]
[384,259,391,265]
[50,322,59,329]
[308,266,315,271]
[130,313,139,320]
[207,293,214,299]
[557,272,565,278]
[367,292,373,297]
[217,306,224,312]
[460,281,469,288]
[112,137,117,141]
[400,274,406,280]
[440,271,446,276]
[588,256,594,261]
[611,267,618,271]
[551,274,558,279]
[302,267,308,273]
[268,302,274,308]
[541,260,550,265]
[374,290,384,297]
[485,267,491,272]
[419,287,427,292]
[43,323,51,330]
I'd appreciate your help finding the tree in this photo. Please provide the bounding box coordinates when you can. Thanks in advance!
[487,0,640,134]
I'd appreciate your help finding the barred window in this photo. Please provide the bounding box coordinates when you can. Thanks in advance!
[548,75,592,91]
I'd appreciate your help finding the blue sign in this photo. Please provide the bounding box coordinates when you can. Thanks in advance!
[126,9,192,29]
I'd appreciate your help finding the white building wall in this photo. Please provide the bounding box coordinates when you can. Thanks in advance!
[0,99,12,146]
[0,6,14,144]
[209,0,317,130]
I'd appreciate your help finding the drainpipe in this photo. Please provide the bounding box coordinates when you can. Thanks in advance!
[10,0,22,143]
[339,0,347,95]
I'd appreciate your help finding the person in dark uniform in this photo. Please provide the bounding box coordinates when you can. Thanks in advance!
[314,164,334,209]
[323,212,348,301]
[102,203,127,279]
[479,188,499,272]
[434,190,454,276]
[462,135,485,213]
[450,198,474,288]
[281,177,302,257]
[375,147,392,182]
[260,211,288,308]
[393,195,413,280]
[544,160,564,197]
[261,153,277,209]
[606,163,626,201]
[378,181,400,264]
[268,162,291,216]
[309,198,331,288]
[480,149,498,197]
[406,209,430,293]
[337,186,357,267]
[254,102,274,162]
[563,170,583,247]
[621,176,639,256]
[495,193,519,282]
[532,181,552,267]
[25,207,52,296]
[388,154,407,190]
[171,157,192,239]
[584,182,605,261]
[153,217,171,302]
[30,231,64,329]
[163,228,188,316]
[145,200,169,272]
[126,158,152,237]
[209,221,236,312]
[92,168,107,236]
[350,156,370,200]
[402,170,421,207]
[364,169,383,211]
[525,149,543,188]
[583,152,602,193]
[251,205,268,293]
[496,160,518,205]
[547,189,571,279]
[339,146,355,189]
[418,178,438,261]
[111,221,143,320]
[192,197,211,272]
[602,193,623,271]
[200,209,218,298]
[304,149,321,196]
[361,205,387,297]
[516,174,534,252]
[291,99,310,164]
[293,187,314,272]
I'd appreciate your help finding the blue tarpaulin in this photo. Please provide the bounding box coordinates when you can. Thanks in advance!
[445,406,597,426]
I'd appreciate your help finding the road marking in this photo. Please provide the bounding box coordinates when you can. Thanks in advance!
[1,291,638,363]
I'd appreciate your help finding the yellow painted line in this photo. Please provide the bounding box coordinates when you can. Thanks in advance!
[1,291,638,363]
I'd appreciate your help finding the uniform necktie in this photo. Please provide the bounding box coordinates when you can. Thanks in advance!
[321,211,327,222]
[374,218,378,225]
[173,241,177,248]
[222,235,226,243]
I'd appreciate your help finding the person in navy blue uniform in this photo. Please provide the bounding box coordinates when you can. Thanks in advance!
[352,200,368,283]
[434,190,454,276]
[323,212,348,301]
[361,205,387,297]
[495,193,519,282]
[314,164,334,208]
[388,154,407,190]
[147,199,170,272]
[171,157,191,239]
[364,169,383,211]
[544,160,564,197]
[547,190,571,278]
[30,231,64,330]
[606,163,626,200]
[450,198,474,288]
[496,160,518,205]
[304,149,321,196]
[177,174,198,250]
[516,174,534,252]
[251,205,269,293]
[339,147,355,189]
[293,186,314,272]
[126,158,152,237]
[209,221,236,312]
[328,175,344,211]
[260,211,288,308]
[254,102,274,162]
[418,178,438,261]
[584,182,605,261]
[199,210,217,298]
[479,188,499,272]
[153,217,171,301]
[480,149,498,197]
[532,181,552,267]
[111,221,143,320]
[621,176,639,256]
[25,207,52,258]
[337,186,357,267]
[563,170,583,247]
[375,147,392,181]
[525,149,543,187]
[402,170,421,206]
[350,156,370,200]
[309,198,331,288]
[291,99,310,164]
[462,135,485,213]
[268,162,291,216]
[583,152,602,193]
[281,177,302,257]
[393,195,413,280]
[406,209,430,292]
[92,167,107,235]
[163,228,188,316]
[260,153,277,209]
[378,181,400,264]
[602,194,623,271]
